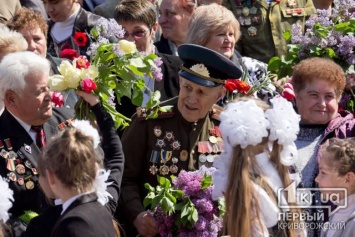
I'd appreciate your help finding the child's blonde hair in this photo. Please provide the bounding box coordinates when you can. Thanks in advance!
[38,128,97,193]
[223,98,301,237]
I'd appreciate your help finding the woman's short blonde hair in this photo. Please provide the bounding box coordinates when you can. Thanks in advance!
[185,3,240,46]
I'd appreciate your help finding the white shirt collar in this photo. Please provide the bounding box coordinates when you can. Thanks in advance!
[61,192,91,215]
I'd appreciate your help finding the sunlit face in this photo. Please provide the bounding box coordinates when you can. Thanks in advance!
[178,77,225,122]
[19,27,47,58]
[204,25,236,59]
[42,0,78,22]
[10,72,52,125]
[295,80,339,124]
[315,155,347,201]
[119,21,157,53]
[159,0,192,46]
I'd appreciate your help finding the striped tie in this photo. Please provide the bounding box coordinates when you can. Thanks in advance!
[31,125,46,149]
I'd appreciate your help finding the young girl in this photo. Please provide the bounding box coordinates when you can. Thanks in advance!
[212,97,304,237]
[316,137,355,237]
[37,92,119,237]
[25,92,122,237]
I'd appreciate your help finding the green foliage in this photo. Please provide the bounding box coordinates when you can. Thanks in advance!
[144,175,199,228]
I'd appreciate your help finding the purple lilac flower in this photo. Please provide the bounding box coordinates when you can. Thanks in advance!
[154,57,163,67]
[291,24,303,44]
[86,42,100,56]
[152,67,163,82]
[107,89,116,107]
[195,215,207,231]
[337,35,355,62]
[194,198,214,214]
[96,18,125,40]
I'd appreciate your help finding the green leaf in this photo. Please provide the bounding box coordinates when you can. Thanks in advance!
[161,196,175,214]
[267,56,281,73]
[166,191,177,204]
[190,208,198,224]
[144,183,155,192]
[201,173,212,190]
[151,194,163,210]
[143,192,156,208]
[283,30,291,42]
[129,57,146,68]
[218,196,226,218]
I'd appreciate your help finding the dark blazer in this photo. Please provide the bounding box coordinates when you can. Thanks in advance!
[25,103,124,237]
[115,52,182,120]
[154,35,173,55]
[0,107,74,218]
[51,193,115,237]
[47,7,102,58]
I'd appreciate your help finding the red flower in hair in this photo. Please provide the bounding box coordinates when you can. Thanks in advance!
[73,32,88,47]
[80,78,97,93]
[60,49,79,60]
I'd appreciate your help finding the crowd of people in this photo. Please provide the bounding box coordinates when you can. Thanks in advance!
[0,0,354,237]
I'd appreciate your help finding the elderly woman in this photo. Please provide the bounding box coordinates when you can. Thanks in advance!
[114,0,182,118]
[7,8,78,108]
[120,44,242,236]
[292,57,353,236]
[185,3,275,101]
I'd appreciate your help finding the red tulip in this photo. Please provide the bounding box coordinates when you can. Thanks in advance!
[80,78,97,93]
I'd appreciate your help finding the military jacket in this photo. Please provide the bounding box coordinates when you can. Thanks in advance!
[120,102,223,224]
[223,0,316,63]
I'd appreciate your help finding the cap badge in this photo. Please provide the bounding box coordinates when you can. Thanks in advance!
[190,64,210,77]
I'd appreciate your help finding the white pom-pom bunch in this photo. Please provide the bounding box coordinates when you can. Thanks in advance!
[265,97,300,145]
[0,177,14,222]
[72,120,101,149]
[93,169,113,206]
[219,100,269,149]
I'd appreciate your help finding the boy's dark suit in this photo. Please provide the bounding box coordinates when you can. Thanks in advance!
[51,193,115,237]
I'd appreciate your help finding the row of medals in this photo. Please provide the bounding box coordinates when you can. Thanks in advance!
[0,139,36,190]
[198,127,223,167]
[150,127,187,176]
[235,6,260,36]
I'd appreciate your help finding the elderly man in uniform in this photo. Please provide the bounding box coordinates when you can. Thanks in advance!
[0,51,73,234]
[223,0,316,63]
[120,44,242,237]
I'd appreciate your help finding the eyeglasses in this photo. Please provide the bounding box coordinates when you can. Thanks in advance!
[123,29,149,39]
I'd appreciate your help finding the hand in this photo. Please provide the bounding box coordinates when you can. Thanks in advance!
[76,91,100,107]
[133,211,158,237]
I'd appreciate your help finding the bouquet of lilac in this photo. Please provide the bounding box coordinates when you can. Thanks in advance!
[144,167,223,237]
[268,0,355,111]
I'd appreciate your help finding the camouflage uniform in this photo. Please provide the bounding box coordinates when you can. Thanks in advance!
[223,0,316,63]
